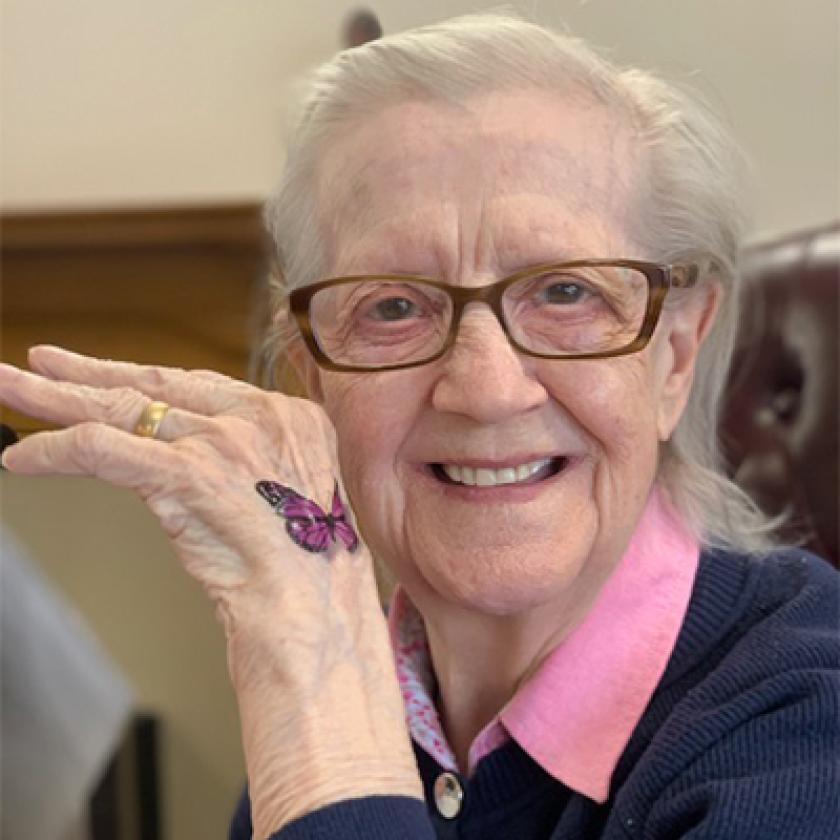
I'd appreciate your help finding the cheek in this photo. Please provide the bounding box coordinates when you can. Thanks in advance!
[543,357,663,547]
[325,376,396,480]
[321,372,424,547]
[549,356,661,466]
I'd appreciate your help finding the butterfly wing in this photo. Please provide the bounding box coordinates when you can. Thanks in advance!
[256,480,334,554]
[257,481,322,519]
[330,483,346,519]
[333,521,359,553]
[285,517,333,554]
[255,480,297,510]
[330,483,359,553]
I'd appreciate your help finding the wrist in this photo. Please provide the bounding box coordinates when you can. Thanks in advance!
[241,670,422,838]
[248,749,423,840]
[220,560,420,837]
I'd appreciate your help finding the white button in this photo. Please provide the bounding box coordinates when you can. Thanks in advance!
[433,771,463,819]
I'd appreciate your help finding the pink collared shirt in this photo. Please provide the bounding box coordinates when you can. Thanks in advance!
[388,488,699,803]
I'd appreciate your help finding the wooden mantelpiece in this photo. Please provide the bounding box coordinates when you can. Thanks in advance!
[0,204,295,433]
[1,204,265,252]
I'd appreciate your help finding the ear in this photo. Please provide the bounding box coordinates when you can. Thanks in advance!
[656,282,722,441]
[285,340,325,403]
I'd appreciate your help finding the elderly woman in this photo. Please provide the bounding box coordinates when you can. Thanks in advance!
[0,14,837,840]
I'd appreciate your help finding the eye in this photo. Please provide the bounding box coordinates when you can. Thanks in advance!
[370,296,419,321]
[539,280,589,304]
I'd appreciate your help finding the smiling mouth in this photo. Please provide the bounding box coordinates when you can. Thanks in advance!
[430,456,567,488]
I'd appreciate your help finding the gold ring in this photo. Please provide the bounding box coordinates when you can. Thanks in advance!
[134,401,170,439]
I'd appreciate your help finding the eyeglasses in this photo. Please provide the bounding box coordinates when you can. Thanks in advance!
[289,259,699,373]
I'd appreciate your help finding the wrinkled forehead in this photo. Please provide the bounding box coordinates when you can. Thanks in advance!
[315,90,641,264]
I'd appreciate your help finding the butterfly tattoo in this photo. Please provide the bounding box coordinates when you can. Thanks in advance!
[255,480,359,555]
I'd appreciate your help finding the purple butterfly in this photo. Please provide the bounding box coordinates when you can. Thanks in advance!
[255,480,359,555]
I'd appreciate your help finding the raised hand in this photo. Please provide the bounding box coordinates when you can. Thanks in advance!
[0,345,350,594]
[0,346,422,836]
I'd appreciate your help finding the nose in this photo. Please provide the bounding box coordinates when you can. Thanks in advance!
[431,306,548,423]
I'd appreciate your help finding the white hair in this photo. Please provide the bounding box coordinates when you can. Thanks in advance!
[261,12,779,554]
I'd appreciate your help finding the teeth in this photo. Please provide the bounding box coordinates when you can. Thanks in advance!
[441,458,554,487]
[476,468,496,487]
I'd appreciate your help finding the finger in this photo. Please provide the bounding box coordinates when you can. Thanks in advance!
[0,363,205,441]
[27,345,254,416]
[0,422,176,490]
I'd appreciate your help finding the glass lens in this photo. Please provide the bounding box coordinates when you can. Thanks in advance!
[502,264,649,355]
[309,279,453,368]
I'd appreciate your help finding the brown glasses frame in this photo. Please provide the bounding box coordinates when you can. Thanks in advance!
[288,259,699,373]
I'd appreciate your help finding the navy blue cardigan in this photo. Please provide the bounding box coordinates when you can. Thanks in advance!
[230,549,840,839]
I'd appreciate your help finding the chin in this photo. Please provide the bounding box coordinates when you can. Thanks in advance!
[416,534,598,618]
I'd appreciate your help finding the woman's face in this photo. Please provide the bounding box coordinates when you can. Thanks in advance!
[300,90,715,618]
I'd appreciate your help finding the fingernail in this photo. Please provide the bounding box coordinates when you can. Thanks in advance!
[28,345,68,372]
[29,344,63,356]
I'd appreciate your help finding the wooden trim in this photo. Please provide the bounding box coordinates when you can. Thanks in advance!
[1,203,266,252]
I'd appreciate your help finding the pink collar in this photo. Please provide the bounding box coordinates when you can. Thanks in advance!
[388,488,699,803]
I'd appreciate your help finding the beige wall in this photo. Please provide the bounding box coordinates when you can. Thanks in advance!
[1,0,837,233]
[1,2,837,838]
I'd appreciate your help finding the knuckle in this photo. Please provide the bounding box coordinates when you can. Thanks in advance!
[101,386,144,426]
[157,449,192,487]
[251,390,278,422]
[192,415,261,466]
[192,368,229,383]
[207,414,249,447]
[73,421,105,449]
[144,366,168,388]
